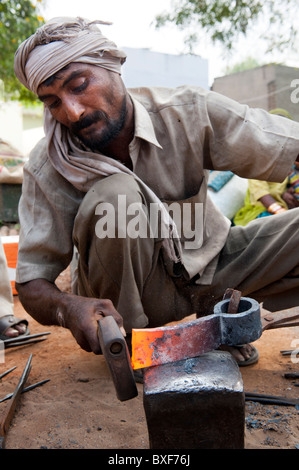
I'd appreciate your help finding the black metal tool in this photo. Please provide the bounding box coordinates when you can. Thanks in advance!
[245,391,299,407]
[98,316,138,402]
[3,332,51,349]
[0,379,50,403]
[284,372,299,379]
[0,354,32,449]
[0,367,17,381]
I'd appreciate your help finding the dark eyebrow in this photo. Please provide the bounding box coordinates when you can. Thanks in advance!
[38,69,85,102]
[38,93,54,103]
[62,70,85,88]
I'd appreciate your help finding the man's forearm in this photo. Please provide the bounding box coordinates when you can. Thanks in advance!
[16,278,124,353]
[16,278,72,327]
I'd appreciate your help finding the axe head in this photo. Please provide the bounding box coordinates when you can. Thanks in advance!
[131,297,262,369]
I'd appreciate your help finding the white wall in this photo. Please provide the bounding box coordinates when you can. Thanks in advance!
[122,47,209,89]
[0,101,23,153]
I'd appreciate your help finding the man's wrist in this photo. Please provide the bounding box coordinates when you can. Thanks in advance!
[56,310,66,327]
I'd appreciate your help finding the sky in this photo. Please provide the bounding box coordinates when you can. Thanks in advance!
[41,0,299,87]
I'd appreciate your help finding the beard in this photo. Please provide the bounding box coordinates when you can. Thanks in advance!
[71,97,127,152]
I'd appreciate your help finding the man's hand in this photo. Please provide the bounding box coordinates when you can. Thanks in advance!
[16,278,124,354]
[57,294,123,353]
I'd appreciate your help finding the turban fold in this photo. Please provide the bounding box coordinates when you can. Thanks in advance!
[14,16,127,94]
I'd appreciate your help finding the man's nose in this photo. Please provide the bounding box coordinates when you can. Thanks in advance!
[65,99,85,123]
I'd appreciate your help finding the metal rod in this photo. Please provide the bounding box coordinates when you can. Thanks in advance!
[0,354,32,449]
[284,372,299,379]
[0,379,50,403]
[4,338,47,349]
[3,332,51,345]
[0,366,17,381]
[280,350,294,356]
[245,392,298,407]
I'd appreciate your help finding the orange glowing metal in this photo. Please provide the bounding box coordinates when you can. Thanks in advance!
[131,328,165,369]
[131,316,221,370]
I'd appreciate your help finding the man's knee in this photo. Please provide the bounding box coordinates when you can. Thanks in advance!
[74,174,147,240]
[86,174,142,208]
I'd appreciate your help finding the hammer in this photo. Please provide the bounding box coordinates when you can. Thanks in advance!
[98,316,138,401]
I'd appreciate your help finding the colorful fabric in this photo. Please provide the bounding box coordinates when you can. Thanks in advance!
[288,167,299,200]
[208,171,234,192]
[233,178,288,226]
[256,211,272,219]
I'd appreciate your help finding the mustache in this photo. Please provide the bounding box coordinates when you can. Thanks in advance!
[70,110,107,134]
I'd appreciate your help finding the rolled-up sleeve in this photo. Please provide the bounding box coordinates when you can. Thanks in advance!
[16,139,83,284]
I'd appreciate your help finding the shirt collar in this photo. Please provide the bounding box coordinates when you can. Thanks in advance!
[129,94,163,149]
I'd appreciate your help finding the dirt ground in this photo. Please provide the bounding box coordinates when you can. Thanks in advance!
[0,267,298,451]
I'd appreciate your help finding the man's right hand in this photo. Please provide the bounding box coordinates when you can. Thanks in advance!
[57,294,124,353]
[16,278,124,354]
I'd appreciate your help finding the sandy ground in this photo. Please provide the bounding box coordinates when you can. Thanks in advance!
[0,268,298,451]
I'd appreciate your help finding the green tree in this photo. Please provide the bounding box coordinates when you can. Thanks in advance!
[224,56,262,75]
[0,0,45,103]
[155,0,299,55]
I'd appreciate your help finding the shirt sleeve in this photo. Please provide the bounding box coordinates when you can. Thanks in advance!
[16,139,83,284]
[203,90,299,182]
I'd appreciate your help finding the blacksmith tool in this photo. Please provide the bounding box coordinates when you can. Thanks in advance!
[98,316,138,402]
[132,293,299,369]
[0,354,32,449]
[3,332,51,349]
[132,295,262,369]
[280,349,295,356]
[245,391,299,407]
[0,379,50,403]
[0,367,16,381]
[284,372,299,379]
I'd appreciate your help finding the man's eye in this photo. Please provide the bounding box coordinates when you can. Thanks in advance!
[73,80,88,93]
[48,99,61,110]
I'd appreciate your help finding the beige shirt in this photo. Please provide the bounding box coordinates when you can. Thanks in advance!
[16,86,299,285]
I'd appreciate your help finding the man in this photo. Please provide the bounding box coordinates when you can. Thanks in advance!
[14,17,299,366]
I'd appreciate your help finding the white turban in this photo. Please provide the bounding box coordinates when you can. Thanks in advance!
[14,16,127,94]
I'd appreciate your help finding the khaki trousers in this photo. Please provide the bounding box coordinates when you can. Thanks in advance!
[73,174,299,332]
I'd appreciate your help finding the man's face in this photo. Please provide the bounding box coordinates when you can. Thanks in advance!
[37,63,128,152]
